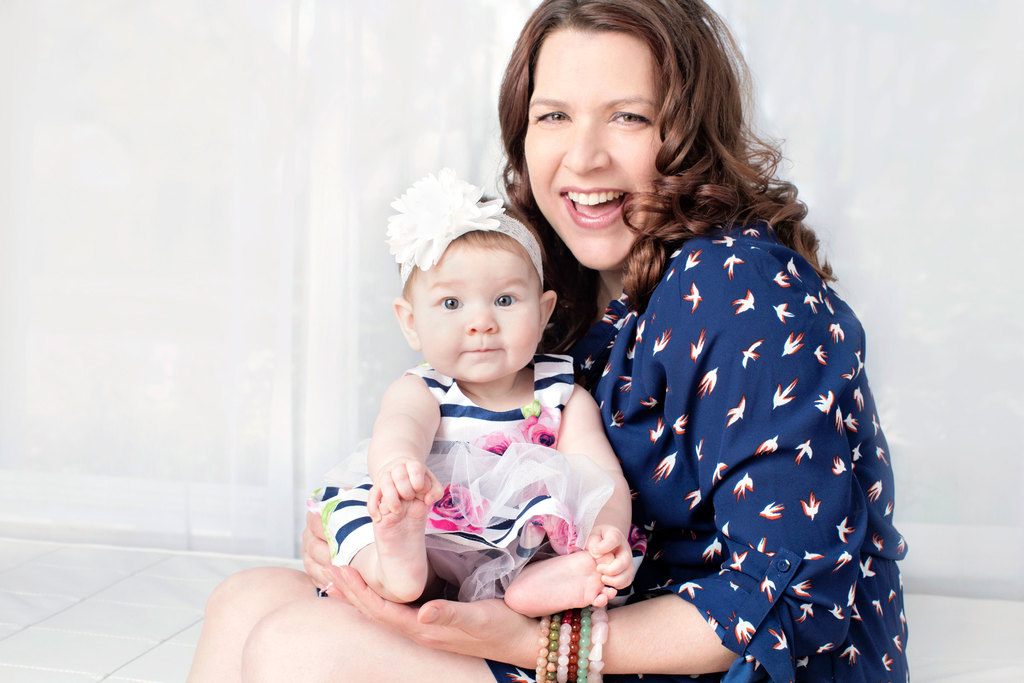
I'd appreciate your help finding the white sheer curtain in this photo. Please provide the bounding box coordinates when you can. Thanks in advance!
[2,0,1021,600]
[0,0,535,557]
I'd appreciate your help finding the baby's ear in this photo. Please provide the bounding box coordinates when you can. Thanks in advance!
[393,297,421,350]
[539,289,558,326]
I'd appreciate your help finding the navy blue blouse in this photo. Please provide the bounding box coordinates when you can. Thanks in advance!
[570,226,909,682]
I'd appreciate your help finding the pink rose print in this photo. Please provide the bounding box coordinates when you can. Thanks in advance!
[543,515,579,555]
[521,408,559,447]
[474,429,514,455]
[628,524,649,555]
[428,483,488,534]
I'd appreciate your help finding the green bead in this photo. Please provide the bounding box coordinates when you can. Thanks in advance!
[578,658,589,670]
[579,647,590,659]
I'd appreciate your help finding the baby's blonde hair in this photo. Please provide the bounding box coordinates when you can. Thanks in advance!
[402,230,539,297]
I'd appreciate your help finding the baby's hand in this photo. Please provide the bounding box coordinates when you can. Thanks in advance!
[368,457,443,522]
[585,524,635,605]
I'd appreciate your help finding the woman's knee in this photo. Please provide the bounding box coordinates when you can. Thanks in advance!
[241,600,361,679]
[204,567,309,622]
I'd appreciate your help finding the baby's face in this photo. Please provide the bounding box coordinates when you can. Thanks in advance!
[396,241,555,385]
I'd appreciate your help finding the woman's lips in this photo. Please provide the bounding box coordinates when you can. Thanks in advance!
[562,192,625,229]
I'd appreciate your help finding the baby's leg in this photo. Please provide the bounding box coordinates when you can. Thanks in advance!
[502,551,616,617]
[350,496,433,603]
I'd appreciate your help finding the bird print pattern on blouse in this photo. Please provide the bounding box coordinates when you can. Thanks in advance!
[562,225,909,682]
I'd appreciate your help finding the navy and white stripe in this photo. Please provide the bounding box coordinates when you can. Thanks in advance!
[407,354,574,443]
[311,354,576,570]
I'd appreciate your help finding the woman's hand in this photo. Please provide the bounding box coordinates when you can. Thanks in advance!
[331,565,537,668]
[301,510,337,593]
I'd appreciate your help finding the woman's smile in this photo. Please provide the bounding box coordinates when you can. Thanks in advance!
[561,189,626,229]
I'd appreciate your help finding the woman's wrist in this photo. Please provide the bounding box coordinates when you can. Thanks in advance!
[517,611,549,671]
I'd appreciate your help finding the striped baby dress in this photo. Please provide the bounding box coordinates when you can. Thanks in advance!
[308,353,614,602]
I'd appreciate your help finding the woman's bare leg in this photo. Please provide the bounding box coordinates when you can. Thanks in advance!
[188,567,314,682]
[240,593,497,682]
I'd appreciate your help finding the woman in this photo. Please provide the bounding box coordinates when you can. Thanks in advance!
[190,1,908,680]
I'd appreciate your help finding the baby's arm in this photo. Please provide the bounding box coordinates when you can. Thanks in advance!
[365,375,443,520]
[557,386,635,596]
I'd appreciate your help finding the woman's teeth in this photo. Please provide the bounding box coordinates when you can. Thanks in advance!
[567,190,624,206]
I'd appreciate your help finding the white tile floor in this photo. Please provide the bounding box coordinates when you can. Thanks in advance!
[2,536,1022,681]
[0,537,299,682]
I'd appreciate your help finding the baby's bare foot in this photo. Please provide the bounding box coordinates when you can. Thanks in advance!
[504,551,609,617]
[372,498,429,602]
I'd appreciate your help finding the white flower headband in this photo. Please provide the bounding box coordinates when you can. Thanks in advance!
[386,168,543,285]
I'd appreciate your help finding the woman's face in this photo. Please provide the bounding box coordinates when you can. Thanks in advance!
[525,29,661,279]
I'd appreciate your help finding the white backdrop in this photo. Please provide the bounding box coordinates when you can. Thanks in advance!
[0,1,1020,600]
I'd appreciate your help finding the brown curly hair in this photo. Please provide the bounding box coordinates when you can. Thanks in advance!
[499,0,833,352]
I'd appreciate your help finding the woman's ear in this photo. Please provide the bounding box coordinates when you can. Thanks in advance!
[539,289,558,327]
[393,297,421,351]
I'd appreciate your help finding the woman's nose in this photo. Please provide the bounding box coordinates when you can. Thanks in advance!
[562,122,611,175]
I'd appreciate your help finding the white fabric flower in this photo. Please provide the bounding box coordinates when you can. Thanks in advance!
[387,168,505,276]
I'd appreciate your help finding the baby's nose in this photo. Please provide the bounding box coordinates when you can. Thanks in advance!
[466,308,497,334]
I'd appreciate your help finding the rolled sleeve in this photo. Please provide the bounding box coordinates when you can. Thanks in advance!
[671,546,805,681]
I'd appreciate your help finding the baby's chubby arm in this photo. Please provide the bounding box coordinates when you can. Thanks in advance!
[365,375,444,520]
[557,386,635,591]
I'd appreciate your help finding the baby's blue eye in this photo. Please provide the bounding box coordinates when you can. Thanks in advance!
[495,295,515,307]
[442,298,460,310]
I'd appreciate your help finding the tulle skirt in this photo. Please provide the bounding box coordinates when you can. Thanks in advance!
[309,440,613,602]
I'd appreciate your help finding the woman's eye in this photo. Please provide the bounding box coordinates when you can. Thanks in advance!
[442,298,460,310]
[535,111,568,124]
[615,112,651,125]
[495,294,515,307]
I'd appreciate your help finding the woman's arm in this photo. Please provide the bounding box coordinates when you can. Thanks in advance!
[332,565,737,675]
[602,595,738,675]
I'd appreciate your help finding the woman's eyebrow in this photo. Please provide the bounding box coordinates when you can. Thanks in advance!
[528,96,656,109]
[607,96,656,109]
[529,97,567,109]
